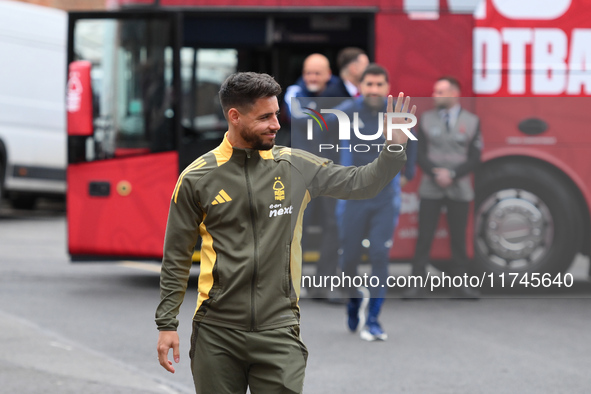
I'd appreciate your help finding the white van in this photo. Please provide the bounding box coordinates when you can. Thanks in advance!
[0,0,66,209]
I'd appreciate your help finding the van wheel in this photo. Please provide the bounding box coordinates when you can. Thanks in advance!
[11,194,37,210]
[0,162,4,201]
[473,162,581,276]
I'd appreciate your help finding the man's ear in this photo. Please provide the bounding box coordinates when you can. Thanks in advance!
[228,108,240,126]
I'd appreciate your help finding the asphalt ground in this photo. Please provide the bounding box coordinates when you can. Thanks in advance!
[2,200,591,393]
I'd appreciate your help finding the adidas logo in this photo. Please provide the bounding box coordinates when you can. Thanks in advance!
[212,189,232,205]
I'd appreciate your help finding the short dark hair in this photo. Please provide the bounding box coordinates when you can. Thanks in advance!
[437,76,461,92]
[360,63,389,83]
[337,47,366,70]
[219,72,282,117]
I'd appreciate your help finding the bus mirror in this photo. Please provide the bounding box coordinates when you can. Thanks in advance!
[67,60,94,136]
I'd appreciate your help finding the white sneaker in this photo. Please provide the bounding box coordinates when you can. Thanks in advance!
[360,321,388,342]
[356,287,370,333]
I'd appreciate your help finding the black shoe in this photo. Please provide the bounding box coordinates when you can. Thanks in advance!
[450,285,481,300]
[401,286,427,300]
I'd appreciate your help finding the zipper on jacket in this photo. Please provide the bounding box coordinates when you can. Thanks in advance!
[244,153,259,331]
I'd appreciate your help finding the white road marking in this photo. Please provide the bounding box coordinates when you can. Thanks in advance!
[118,261,161,274]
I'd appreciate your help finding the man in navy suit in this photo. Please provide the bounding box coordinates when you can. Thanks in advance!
[322,47,369,99]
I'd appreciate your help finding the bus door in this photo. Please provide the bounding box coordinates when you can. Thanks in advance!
[177,10,375,170]
[67,12,180,260]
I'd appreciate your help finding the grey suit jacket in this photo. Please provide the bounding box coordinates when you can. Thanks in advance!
[417,107,482,201]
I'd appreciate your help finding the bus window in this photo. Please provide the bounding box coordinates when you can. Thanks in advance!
[180,48,237,134]
[71,18,174,162]
[176,47,238,169]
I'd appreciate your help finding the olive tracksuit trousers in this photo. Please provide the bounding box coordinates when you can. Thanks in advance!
[190,322,308,394]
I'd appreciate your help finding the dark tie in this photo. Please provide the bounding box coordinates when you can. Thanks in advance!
[443,111,450,132]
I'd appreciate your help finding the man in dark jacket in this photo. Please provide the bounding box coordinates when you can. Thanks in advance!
[322,47,369,98]
[284,53,354,300]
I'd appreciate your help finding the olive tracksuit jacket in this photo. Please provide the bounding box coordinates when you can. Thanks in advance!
[155,135,407,332]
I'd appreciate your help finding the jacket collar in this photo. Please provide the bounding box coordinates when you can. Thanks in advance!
[218,133,234,160]
[219,132,274,161]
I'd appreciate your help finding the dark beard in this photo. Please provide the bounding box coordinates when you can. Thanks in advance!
[364,96,386,111]
[240,127,275,150]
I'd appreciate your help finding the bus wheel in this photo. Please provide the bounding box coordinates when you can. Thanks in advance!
[473,162,581,276]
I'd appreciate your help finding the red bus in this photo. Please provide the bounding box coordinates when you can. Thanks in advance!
[66,0,591,277]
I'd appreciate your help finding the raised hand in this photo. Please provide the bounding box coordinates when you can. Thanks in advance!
[383,92,417,145]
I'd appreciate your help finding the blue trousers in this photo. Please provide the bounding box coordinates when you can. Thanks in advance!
[339,193,396,299]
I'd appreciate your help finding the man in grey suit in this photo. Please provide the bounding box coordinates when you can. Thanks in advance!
[404,76,482,299]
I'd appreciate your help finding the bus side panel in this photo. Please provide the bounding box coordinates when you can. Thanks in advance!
[156,0,386,7]
[67,151,178,259]
[389,172,475,261]
[375,12,474,98]
[375,12,475,261]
